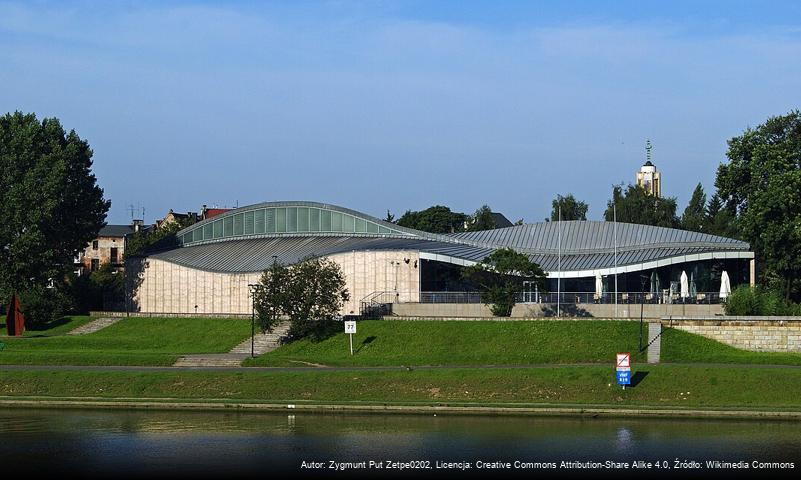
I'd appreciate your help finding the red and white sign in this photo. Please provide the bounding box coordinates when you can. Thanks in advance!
[616,352,631,369]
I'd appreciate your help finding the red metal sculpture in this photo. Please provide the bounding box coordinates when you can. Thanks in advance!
[5,294,25,336]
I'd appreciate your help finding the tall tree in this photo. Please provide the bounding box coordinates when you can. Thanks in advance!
[704,193,739,238]
[462,248,546,317]
[466,204,496,231]
[0,112,109,319]
[680,183,707,232]
[715,110,801,301]
[550,194,588,221]
[603,184,679,228]
[396,205,467,234]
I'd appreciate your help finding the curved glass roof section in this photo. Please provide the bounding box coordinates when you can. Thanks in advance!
[177,201,420,247]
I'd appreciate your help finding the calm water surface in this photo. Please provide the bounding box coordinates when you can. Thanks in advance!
[1,408,800,478]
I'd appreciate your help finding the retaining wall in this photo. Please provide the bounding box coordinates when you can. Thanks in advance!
[665,316,801,353]
[391,302,723,319]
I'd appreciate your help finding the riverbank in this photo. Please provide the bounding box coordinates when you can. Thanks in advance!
[2,364,800,417]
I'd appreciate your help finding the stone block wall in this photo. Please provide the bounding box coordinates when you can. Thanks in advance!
[128,250,420,316]
[669,318,801,352]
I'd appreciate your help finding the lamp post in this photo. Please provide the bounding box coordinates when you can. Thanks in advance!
[639,273,648,352]
[247,283,258,358]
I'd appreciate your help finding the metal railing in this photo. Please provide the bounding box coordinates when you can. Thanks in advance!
[419,291,726,305]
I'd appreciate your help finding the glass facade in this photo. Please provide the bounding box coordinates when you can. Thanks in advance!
[180,205,405,246]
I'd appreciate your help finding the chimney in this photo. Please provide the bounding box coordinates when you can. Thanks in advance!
[133,219,144,232]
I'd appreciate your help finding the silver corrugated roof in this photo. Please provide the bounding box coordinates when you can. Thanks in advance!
[150,202,752,274]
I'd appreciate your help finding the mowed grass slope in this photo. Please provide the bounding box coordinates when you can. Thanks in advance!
[246,320,648,367]
[0,317,252,366]
[3,365,801,410]
[246,320,801,367]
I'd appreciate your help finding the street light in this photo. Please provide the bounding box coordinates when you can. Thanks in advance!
[247,283,259,358]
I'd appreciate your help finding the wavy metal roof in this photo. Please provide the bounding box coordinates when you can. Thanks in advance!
[151,201,752,275]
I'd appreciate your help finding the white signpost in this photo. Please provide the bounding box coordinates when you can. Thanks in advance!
[345,321,356,355]
[616,352,631,390]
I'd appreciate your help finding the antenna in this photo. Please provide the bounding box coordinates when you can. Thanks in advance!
[128,204,136,222]
[646,139,653,162]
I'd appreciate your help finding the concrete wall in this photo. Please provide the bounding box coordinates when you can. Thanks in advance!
[391,302,723,319]
[128,250,420,316]
[668,317,801,352]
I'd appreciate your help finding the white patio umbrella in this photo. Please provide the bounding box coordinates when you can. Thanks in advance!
[595,273,603,299]
[720,271,731,299]
[680,271,689,299]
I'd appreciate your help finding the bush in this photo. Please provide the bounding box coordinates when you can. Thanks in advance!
[17,286,73,327]
[725,285,801,316]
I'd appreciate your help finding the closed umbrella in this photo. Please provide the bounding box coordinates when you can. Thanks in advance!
[720,271,731,299]
[680,271,689,299]
[595,273,603,300]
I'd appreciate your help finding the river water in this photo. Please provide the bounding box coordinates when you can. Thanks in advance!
[0,408,799,478]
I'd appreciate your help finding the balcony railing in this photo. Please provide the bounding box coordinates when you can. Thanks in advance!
[420,291,726,305]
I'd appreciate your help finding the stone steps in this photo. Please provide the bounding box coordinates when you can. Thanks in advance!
[67,317,121,335]
[173,321,292,367]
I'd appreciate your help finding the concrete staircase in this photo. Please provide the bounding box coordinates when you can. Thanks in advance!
[173,321,291,367]
[67,317,121,335]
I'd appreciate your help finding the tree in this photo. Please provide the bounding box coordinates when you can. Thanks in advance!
[550,194,588,221]
[680,183,707,232]
[462,248,546,316]
[253,256,350,339]
[603,184,679,228]
[384,210,395,223]
[704,193,739,238]
[466,205,496,231]
[0,112,109,323]
[396,205,467,234]
[715,110,801,301]
[126,216,196,257]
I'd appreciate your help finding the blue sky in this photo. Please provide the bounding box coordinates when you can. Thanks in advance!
[2,1,800,224]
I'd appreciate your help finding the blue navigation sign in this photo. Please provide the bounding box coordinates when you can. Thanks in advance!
[616,369,631,385]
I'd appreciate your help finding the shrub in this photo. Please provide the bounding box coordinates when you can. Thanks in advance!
[725,285,801,316]
[17,286,73,326]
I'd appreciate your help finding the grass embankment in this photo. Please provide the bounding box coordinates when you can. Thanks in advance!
[0,316,252,366]
[2,365,800,411]
[244,320,801,367]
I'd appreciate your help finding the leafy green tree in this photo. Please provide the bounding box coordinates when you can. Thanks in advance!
[550,194,588,221]
[680,183,707,232]
[715,110,801,301]
[126,217,196,257]
[396,205,467,233]
[384,210,395,223]
[603,184,679,228]
[253,256,349,340]
[466,204,496,231]
[252,259,291,333]
[0,112,109,322]
[462,248,546,316]
[704,193,739,238]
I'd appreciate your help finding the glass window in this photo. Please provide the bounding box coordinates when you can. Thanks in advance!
[321,209,332,231]
[297,207,309,232]
[203,224,213,240]
[213,220,223,238]
[193,229,202,242]
[331,212,343,232]
[244,211,254,235]
[266,208,275,233]
[233,214,244,236]
[276,208,286,233]
[355,218,366,233]
[254,209,265,234]
[366,221,378,234]
[286,207,297,232]
[378,225,391,234]
[342,214,355,232]
[309,208,320,232]
[224,216,234,236]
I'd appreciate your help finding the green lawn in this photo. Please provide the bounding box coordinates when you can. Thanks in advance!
[2,365,800,410]
[0,316,252,366]
[661,327,801,365]
[245,320,801,367]
[245,320,649,367]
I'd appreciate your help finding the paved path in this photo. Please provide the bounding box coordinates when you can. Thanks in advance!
[172,321,291,367]
[4,362,801,373]
[66,317,121,335]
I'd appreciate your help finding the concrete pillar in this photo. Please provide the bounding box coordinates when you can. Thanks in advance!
[647,322,662,364]
[749,259,756,287]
